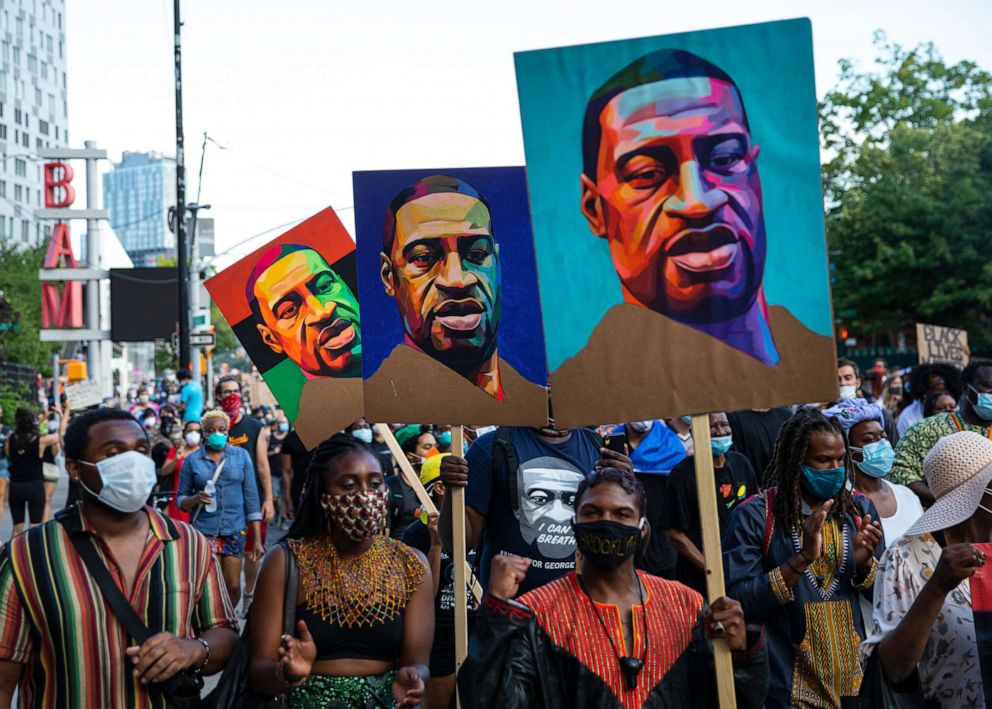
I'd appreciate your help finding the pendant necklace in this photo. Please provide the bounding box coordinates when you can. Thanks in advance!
[577,573,647,691]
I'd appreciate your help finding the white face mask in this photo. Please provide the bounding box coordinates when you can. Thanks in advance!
[839,385,858,400]
[185,431,202,446]
[78,450,157,513]
[475,426,497,437]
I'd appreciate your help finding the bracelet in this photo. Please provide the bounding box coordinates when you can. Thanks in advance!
[853,556,879,590]
[194,637,210,673]
[768,567,795,604]
[276,660,307,689]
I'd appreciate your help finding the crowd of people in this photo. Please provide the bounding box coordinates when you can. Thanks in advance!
[0,356,990,707]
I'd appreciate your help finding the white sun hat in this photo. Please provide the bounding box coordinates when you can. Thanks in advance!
[904,431,992,536]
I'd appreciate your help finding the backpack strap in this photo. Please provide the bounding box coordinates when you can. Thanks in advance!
[494,428,521,513]
[280,540,299,635]
[57,514,153,646]
[762,486,777,565]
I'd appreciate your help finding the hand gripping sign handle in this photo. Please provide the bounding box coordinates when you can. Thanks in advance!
[374,423,482,609]
[691,414,738,709]
[451,426,469,683]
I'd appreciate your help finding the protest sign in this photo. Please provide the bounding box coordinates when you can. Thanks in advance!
[206,208,362,449]
[514,18,836,428]
[916,323,970,366]
[353,167,548,425]
[64,380,102,410]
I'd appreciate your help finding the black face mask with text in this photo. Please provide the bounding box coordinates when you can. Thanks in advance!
[572,519,644,570]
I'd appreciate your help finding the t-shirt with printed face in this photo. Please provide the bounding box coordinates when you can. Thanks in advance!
[464,427,601,595]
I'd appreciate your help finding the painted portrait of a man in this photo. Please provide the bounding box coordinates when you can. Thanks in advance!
[380,176,505,398]
[580,49,777,366]
[205,208,364,448]
[513,20,839,427]
[355,166,548,427]
[248,243,362,379]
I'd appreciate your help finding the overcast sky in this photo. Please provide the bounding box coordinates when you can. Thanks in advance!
[65,0,990,265]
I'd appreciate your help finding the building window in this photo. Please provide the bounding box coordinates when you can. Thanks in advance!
[40,61,47,79]
[0,125,6,140]
[14,159,25,177]
[14,184,22,201]
[20,132,28,148]
[21,220,28,242]
[0,181,5,197]
[38,119,47,135]
[13,108,20,125]
[34,87,41,105]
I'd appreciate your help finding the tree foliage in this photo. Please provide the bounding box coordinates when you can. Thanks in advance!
[0,239,63,372]
[822,34,992,346]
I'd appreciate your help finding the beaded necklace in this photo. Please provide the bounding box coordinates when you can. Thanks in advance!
[289,535,424,628]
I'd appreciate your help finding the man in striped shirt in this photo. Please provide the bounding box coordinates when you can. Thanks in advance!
[0,409,238,708]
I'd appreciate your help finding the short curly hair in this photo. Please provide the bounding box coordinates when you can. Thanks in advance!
[200,410,231,430]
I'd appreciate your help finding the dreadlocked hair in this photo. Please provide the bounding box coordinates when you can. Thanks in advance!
[762,407,859,532]
[286,432,379,540]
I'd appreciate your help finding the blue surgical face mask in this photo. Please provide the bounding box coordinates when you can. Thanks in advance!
[711,435,733,456]
[851,439,895,478]
[438,431,452,447]
[351,428,373,444]
[278,423,289,433]
[970,385,992,422]
[800,464,847,500]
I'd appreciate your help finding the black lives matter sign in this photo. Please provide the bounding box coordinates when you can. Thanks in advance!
[916,323,970,366]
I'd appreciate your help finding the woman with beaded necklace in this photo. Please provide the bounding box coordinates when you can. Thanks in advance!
[249,433,434,708]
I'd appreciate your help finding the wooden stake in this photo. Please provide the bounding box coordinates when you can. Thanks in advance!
[690,414,737,709]
[451,426,469,684]
[374,423,482,606]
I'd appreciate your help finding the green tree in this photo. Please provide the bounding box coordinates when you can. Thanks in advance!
[0,238,63,372]
[821,34,992,346]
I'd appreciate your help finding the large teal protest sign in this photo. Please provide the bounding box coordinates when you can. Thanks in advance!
[515,18,837,426]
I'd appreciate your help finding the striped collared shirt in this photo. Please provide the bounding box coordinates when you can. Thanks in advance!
[0,504,237,708]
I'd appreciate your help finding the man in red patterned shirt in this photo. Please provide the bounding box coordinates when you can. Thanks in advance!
[458,467,767,708]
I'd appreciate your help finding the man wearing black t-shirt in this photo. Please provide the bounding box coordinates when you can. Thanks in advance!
[725,407,792,479]
[439,422,632,595]
[280,429,313,513]
[659,412,759,595]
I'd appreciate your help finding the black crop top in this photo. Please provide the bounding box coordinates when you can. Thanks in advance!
[295,603,405,662]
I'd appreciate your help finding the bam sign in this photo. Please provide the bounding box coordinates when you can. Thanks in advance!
[40,163,83,328]
[35,143,112,396]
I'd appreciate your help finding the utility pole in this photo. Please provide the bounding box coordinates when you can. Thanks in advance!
[187,202,211,379]
[173,0,190,373]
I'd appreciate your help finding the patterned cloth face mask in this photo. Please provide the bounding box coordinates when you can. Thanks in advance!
[321,488,388,541]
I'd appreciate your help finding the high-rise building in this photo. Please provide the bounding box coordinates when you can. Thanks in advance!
[102,151,177,266]
[0,0,70,246]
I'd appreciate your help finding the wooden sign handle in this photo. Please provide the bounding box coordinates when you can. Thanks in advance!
[690,414,737,709]
[451,426,469,686]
